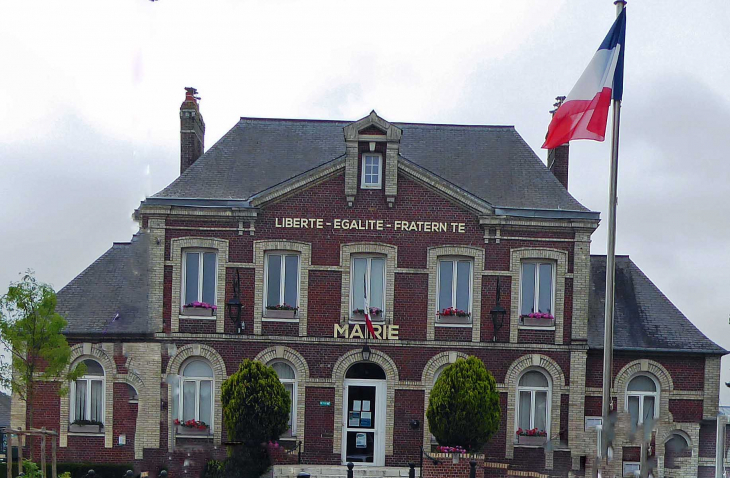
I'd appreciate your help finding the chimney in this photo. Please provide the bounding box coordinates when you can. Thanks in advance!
[547,96,569,190]
[180,87,205,175]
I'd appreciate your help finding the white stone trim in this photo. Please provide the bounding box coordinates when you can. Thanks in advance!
[253,240,312,336]
[339,243,397,326]
[426,246,484,342]
[170,237,230,333]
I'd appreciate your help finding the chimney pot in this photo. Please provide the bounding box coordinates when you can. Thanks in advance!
[180,87,205,175]
[547,96,569,190]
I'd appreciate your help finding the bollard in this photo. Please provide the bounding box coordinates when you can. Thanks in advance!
[409,462,415,478]
[87,471,96,478]
[296,473,310,478]
[469,460,476,478]
[347,462,354,478]
[125,471,133,478]
[159,471,168,478]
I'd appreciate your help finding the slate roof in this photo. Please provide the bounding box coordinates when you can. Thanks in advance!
[56,232,152,336]
[0,392,10,429]
[588,255,726,354]
[152,118,591,213]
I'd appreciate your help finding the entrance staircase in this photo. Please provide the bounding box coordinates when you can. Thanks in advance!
[270,465,420,478]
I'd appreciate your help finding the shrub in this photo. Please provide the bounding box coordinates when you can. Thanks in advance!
[221,359,291,445]
[426,356,501,451]
[202,460,225,478]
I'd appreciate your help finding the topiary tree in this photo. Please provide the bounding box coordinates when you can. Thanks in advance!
[426,356,501,451]
[221,359,291,445]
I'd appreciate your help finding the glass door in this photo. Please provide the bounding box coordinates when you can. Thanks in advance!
[342,380,384,465]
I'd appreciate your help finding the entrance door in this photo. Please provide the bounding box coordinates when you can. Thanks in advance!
[342,379,385,465]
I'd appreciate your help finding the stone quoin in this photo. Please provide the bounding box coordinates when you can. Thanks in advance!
[17,91,727,478]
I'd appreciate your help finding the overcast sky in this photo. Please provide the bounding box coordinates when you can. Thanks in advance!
[1,0,728,404]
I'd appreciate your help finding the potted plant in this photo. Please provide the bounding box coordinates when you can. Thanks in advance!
[352,307,382,320]
[436,445,467,464]
[183,301,217,317]
[69,419,104,433]
[520,312,555,327]
[175,418,212,436]
[437,307,471,324]
[265,304,298,319]
[516,427,547,445]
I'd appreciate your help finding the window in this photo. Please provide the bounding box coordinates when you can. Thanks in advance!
[626,374,659,429]
[183,251,217,306]
[272,362,297,436]
[264,253,300,313]
[436,258,473,322]
[430,365,448,443]
[622,462,640,477]
[585,416,603,431]
[516,370,550,435]
[71,359,105,425]
[179,360,214,430]
[351,256,385,321]
[520,261,554,317]
[361,154,382,189]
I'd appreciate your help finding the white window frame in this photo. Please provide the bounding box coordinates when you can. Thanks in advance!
[178,360,215,432]
[518,260,556,317]
[435,257,473,323]
[515,369,551,436]
[349,255,386,322]
[272,360,297,437]
[625,373,660,426]
[263,252,301,313]
[622,462,641,477]
[69,359,105,426]
[585,416,603,431]
[181,249,218,308]
[360,153,382,189]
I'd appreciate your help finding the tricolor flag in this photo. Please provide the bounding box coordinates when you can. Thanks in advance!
[542,9,626,149]
[363,275,376,339]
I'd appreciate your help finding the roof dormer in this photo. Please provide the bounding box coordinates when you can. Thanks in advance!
[343,111,402,207]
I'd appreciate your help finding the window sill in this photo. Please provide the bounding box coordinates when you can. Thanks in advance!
[435,322,472,328]
[262,317,300,323]
[68,432,105,437]
[175,434,213,439]
[349,318,386,324]
[179,315,217,321]
[518,325,556,331]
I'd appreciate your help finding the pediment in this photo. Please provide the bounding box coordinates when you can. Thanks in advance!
[343,110,402,142]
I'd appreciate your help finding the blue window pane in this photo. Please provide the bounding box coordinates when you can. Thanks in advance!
[369,258,384,311]
[521,263,536,314]
[538,264,552,314]
[352,258,367,310]
[284,255,299,308]
[202,253,216,305]
[185,253,199,304]
[456,261,471,311]
[267,255,281,307]
[438,261,453,310]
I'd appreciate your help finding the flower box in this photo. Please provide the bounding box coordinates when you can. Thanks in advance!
[265,309,298,319]
[182,306,215,317]
[69,424,103,434]
[351,311,384,322]
[176,424,212,437]
[521,317,555,327]
[517,435,547,446]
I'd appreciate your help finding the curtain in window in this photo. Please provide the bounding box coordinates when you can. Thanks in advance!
[455,261,471,310]
[202,252,216,304]
[534,391,548,431]
[369,258,385,310]
[90,380,103,422]
[643,396,655,422]
[284,256,299,307]
[75,380,87,420]
[628,395,640,427]
[521,263,536,314]
[352,258,367,310]
[199,381,212,425]
[267,255,282,306]
[185,253,200,304]
[183,381,196,422]
[518,391,531,429]
[438,261,453,309]
[538,264,553,313]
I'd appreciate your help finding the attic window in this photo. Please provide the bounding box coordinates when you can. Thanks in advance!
[361,154,382,189]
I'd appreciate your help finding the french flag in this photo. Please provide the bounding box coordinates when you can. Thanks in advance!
[542,9,626,150]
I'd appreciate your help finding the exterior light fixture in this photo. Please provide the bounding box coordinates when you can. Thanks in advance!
[361,344,372,361]
[226,270,243,333]
[490,277,507,342]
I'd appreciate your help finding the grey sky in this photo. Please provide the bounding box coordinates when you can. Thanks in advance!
[1,0,728,403]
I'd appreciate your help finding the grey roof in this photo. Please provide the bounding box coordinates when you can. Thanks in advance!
[152,117,591,213]
[588,256,726,354]
[56,232,152,336]
[0,392,10,428]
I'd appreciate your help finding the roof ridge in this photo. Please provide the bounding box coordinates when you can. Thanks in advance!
[236,116,516,129]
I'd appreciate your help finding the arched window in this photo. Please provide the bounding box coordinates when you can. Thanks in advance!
[71,359,105,426]
[664,432,691,468]
[516,370,550,434]
[626,374,659,428]
[272,362,297,436]
[179,360,214,430]
[430,365,449,443]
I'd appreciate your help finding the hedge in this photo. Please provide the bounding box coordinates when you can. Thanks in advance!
[0,462,135,478]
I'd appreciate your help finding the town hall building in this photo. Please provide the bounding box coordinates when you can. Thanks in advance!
[13,89,728,477]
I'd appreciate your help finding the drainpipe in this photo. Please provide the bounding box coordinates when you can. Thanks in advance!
[717,414,727,478]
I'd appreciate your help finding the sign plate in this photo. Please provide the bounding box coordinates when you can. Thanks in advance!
[320,401,331,406]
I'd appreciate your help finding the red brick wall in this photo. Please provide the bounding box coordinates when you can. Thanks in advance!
[560,394,569,443]
[179,318,216,334]
[302,387,339,464]
[423,456,484,478]
[435,327,472,342]
[698,423,716,458]
[585,396,602,417]
[308,270,342,337]
[388,389,424,466]
[585,352,706,391]
[261,321,298,336]
[483,393,508,458]
[480,276,511,343]
[517,329,555,344]
[623,446,640,462]
[668,399,703,422]
[393,273,428,341]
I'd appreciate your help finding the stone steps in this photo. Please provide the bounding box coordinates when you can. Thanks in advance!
[269,465,420,478]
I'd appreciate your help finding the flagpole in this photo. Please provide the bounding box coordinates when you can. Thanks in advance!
[601,0,626,462]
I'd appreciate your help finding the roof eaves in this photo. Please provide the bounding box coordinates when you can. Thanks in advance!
[588,345,728,355]
[139,197,252,208]
[494,207,600,221]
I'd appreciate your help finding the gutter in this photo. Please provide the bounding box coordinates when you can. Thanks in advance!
[139,197,252,208]
[494,207,600,221]
[589,346,728,355]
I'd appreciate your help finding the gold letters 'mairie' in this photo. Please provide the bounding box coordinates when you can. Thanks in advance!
[334,324,399,340]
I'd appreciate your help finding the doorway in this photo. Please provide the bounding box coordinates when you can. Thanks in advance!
[341,362,386,466]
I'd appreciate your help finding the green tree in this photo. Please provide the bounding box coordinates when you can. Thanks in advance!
[426,356,501,451]
[220,359,291,477]
[0,272,84,436]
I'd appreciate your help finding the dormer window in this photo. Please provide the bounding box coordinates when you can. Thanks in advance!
[361,154,382,189]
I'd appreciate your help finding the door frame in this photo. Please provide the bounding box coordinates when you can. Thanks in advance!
[341,378,386,466]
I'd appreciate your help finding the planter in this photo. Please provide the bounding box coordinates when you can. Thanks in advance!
[176,425,212,437]
[69,424,103,434]
[437,314,471,325]
[265,309,298,319]
[521,317,554,327]
[517,435,547,446]
[182,307,215,317]
[351,312,383,322]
